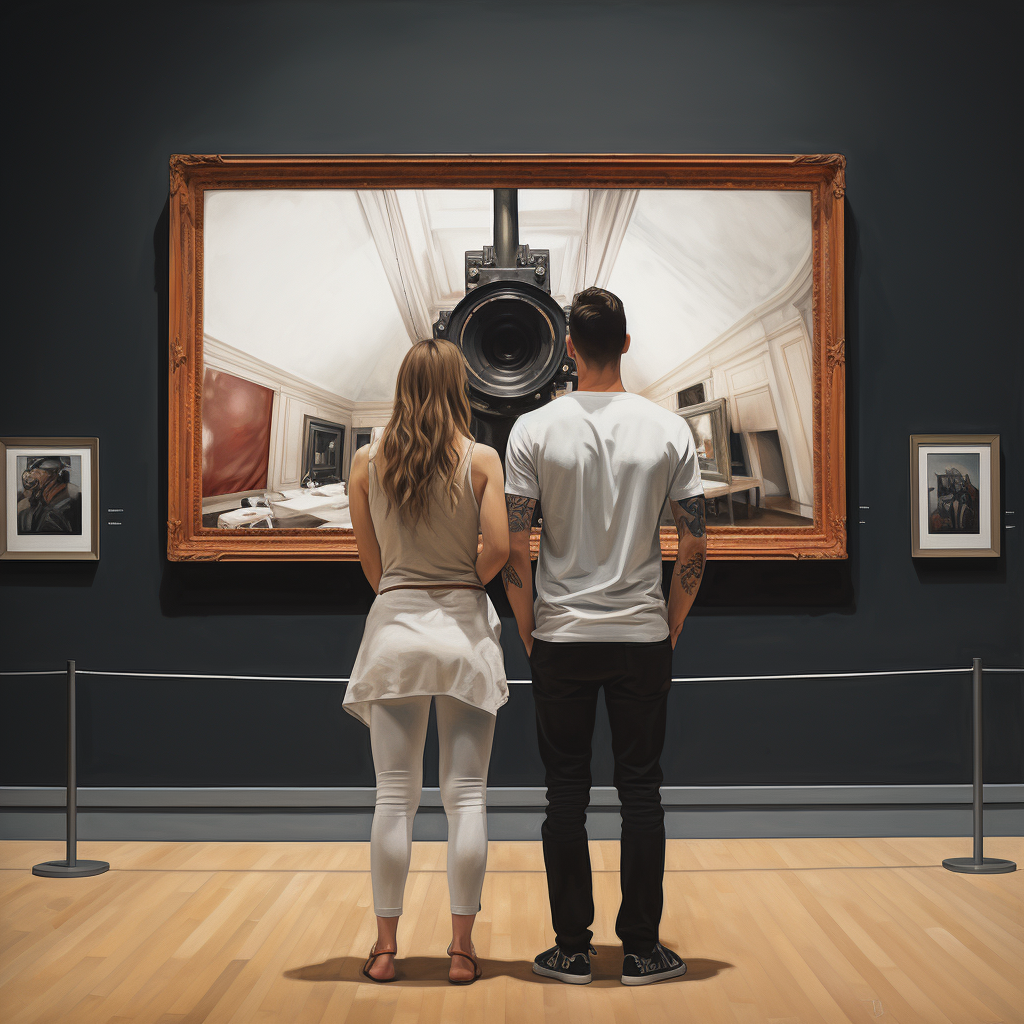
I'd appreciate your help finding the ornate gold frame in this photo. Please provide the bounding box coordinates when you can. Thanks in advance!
[168,154,846,561]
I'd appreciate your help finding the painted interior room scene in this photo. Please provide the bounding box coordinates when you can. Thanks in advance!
[201,188,815,530]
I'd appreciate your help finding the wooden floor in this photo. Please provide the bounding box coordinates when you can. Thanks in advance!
[1,837,1021,1024]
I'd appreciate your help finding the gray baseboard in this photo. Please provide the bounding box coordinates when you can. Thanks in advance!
[1,785,1021,841]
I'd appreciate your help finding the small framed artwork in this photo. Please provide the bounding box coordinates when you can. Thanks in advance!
[301,415,346,487]
[1,437,100,560]
[910,434,999,557]
[680,399,730,482]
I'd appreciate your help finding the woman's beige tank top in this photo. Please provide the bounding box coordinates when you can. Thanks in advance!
[368,435,481,591]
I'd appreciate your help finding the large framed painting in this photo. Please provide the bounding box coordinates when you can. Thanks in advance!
[910,434,1000,557]
[167,154,846,561]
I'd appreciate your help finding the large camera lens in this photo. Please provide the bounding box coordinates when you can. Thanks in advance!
[446,281,566,405]
[475,297,545,378]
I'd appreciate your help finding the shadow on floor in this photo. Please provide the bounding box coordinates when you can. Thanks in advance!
[285,944,732,988]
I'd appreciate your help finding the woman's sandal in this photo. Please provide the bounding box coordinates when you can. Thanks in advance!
[446,940,482,984]
[362,941,398,982]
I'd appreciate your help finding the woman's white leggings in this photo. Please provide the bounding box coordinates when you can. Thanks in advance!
[369,695,495,917]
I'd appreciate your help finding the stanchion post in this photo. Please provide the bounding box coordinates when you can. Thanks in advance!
[972,654,983,864]
[32,661,110,878]
[67,657,77,867]
[943,657,1016,874]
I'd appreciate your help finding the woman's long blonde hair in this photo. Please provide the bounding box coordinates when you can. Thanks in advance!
[376,339,473,525]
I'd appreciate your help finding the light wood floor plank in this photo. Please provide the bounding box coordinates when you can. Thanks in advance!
[1,838,1020,1024]
[859,867,1021,1024]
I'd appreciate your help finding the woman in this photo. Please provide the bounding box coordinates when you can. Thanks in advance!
[344,339,509,985]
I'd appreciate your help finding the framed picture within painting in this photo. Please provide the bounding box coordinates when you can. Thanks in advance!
[167,153,846,561]
[680,399,729,482]
[910,434,1000,557]
[302,416,346,487]
[1,437,100,560]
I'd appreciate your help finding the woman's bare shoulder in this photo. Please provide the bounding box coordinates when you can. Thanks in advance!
[469,441,501,468]
[350,445,371,478]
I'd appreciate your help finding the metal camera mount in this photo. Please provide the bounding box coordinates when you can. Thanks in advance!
[433,189,576,460]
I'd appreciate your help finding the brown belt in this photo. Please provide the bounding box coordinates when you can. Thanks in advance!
[378,582,485,595]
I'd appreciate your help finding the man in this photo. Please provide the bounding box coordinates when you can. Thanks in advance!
[502,287,707,986]
[18,457,81,534]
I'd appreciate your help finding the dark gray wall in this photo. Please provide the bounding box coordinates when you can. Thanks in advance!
[2,1,1021,791]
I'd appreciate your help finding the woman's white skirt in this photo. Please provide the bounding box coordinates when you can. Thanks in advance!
[343,588,509,726]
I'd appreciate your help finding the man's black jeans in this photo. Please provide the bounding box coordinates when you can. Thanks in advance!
[529,636,672,956]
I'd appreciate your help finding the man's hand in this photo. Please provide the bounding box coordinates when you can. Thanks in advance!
[670,621,684,650]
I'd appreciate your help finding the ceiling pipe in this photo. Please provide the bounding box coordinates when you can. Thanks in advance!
[493,189,519,269]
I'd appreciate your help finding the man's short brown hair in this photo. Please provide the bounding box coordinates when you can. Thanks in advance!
[568,287,627,367]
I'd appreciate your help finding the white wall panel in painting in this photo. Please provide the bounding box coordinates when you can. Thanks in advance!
[729,361,769,392]
[732,386,777,433]
[778,332,813,450]
[772,324,814,511]
[281,396,313,489]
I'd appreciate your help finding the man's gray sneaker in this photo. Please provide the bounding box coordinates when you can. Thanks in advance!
[532,944,595,984]
[620,942,687,985]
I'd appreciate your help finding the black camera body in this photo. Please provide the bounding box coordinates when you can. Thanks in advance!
[432,190,577,462]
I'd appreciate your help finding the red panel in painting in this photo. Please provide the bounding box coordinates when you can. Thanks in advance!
[202,369,274,496]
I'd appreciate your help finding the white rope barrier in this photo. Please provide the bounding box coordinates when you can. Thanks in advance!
[0,670,67,676]
[1,666,1020,683]
[11,658,1014,879]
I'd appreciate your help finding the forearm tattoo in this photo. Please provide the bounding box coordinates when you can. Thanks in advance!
[501,561,523,589]
[676,550,705,595]
[671,496,706,538]
[506,494,537,533]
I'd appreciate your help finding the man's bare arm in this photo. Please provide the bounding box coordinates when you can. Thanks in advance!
[667,496,708,648]
[502,494,537,654]
[505,494,536,533]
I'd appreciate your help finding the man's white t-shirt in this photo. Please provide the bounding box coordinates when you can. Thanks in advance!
[504,391,703,643]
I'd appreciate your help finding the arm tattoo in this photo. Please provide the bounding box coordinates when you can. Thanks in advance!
[506,494,537,533]
[671,496,706,539]
[501,561,522,589]
[676,550,705,595]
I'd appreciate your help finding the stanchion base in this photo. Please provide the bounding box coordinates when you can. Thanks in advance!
[32,860,110,878]
[942,857,1016,874]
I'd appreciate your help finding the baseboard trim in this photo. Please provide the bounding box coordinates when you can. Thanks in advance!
[1,785,1020,841]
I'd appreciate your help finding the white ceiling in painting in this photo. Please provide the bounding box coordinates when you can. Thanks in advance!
[203,190,410,405]
[609,190,812,390]
[203,188,811,403]
[393,189,591,312]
